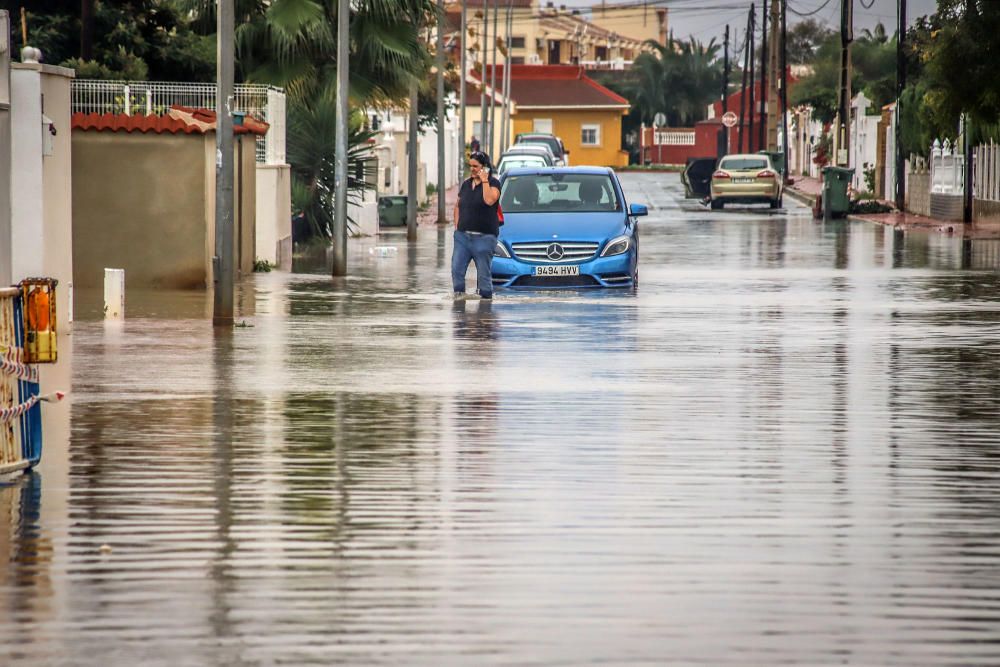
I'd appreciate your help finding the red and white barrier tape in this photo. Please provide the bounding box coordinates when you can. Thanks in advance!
[0,346,37,383]
[0,391,65,423]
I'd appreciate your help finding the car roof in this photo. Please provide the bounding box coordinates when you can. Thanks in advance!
[499,154,547,162]
[502,166,614,177]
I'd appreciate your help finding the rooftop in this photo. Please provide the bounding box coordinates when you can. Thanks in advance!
[475,65,629,109]
[71,106,270,136]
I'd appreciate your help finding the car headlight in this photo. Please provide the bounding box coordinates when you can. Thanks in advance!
[600,235,631,257]
[494,241,511,258]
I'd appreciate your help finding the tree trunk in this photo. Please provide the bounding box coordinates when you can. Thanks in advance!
[81,0,95,60]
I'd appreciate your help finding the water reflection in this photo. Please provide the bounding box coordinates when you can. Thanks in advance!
[4,174,1000,664]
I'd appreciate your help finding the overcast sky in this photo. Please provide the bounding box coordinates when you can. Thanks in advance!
[567,0,939,46]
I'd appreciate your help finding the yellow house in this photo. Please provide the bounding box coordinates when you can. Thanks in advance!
[471,65,630,167]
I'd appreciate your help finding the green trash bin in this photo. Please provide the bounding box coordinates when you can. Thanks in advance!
[378,196,408,227]
[821,166,854,218]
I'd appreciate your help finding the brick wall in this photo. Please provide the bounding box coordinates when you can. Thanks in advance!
[907,172,931,217]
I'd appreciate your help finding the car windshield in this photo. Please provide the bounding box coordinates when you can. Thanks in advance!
[500,174,620,214]
[517,136,562,156]
[498,157,547,174]
[720,157,768,171]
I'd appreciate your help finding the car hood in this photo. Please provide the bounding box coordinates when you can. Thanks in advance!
[499,211,628,242]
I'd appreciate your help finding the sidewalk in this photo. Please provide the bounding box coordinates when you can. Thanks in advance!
[786,176,1000,239]
[416,184,460,227]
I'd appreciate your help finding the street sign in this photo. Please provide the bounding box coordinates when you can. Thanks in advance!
[721,111,738,128]
[653,112,667,127]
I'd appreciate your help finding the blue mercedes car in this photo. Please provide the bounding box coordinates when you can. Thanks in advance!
[492,167,646,289]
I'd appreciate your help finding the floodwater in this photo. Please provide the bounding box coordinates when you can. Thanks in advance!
[4,173,1000,665]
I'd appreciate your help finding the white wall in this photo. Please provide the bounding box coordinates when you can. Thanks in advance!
[849,94,880,191]
[255,164,291,267]
[369,99,460,204]
[11,62,74,325]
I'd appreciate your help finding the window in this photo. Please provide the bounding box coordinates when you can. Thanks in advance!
[533,118,553,134]
[510,56,525,65]
[500,174,621,214]
[510,36,526,49]
[581,124,600,146]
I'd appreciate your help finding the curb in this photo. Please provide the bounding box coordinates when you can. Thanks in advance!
[785,188,817,207]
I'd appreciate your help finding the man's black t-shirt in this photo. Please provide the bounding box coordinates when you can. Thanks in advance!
[458,176,502,236]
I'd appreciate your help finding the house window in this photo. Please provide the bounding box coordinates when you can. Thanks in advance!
[581,124,601,146]
[510,56,525,65]
[533,118,553,134]
[510,36,526,49]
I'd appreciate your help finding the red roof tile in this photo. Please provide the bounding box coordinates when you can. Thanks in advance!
[72,107,269,136]
[475,65,629,108]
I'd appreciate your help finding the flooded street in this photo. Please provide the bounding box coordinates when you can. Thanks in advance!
[5,172,1000,664]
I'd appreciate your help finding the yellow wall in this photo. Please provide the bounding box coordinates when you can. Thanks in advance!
[73,131,256,289]
[590,6,667,46]
[512,109,628,167]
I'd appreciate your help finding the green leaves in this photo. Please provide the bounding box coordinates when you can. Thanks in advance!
[627,37,724,127]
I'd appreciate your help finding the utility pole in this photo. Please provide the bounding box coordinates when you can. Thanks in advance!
[332,0,350,275]
[748,4,756,152]
[963,114,973,224]
[722,24,730,157]
[459,0,467,184]
[480,7,488,145]
[436,0,446,224]
[500,0,514,155]
[895,0,906,209]
[780,0,789,175]
[0,11,10,287]
[213,0,235,325]
[767,0,780,151]
[738,12,751,153]
[407,77,419,242]
[759,0,767,152]
[838,0,853,167]
[489,0,499,154]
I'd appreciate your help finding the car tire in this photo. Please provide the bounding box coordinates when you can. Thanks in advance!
[632,267,639,289]
[710,199,722,210]
[770,197,780,209]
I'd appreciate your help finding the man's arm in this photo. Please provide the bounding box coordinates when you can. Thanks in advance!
[453,203,460,228]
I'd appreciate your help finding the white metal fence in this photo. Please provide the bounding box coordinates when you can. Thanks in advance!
[974,141,1000,203]
[71,80,286,164]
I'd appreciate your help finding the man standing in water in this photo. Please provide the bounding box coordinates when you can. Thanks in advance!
[452,151,501,299]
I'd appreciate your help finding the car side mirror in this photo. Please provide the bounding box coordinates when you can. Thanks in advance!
[629,203,648,217]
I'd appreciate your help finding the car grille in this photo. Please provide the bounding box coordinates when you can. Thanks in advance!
[513,275,600,287]
[511,241,599,263]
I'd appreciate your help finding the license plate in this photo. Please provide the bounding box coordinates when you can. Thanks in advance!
[733,177,754,184]
[533,265,580,276]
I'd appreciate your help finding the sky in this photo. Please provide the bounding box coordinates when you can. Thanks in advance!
[564,0,940,46]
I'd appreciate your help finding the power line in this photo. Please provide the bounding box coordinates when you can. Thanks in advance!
[787,0,836,17]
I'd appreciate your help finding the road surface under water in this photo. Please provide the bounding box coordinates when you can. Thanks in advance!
[4,173,1000,665]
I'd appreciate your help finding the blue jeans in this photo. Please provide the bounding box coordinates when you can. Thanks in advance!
[452,231,496,297]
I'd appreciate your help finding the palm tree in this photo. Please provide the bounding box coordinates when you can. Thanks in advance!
[186,0,438,237]
[628,36,723,127]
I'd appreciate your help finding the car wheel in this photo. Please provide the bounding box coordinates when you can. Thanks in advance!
[632,267,639,289]
[710,199,722,210]
[770,198,780,209]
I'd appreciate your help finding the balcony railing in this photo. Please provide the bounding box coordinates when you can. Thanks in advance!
[71,80,286,165]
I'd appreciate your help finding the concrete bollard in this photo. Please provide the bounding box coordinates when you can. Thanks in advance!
[104,269,124,320]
